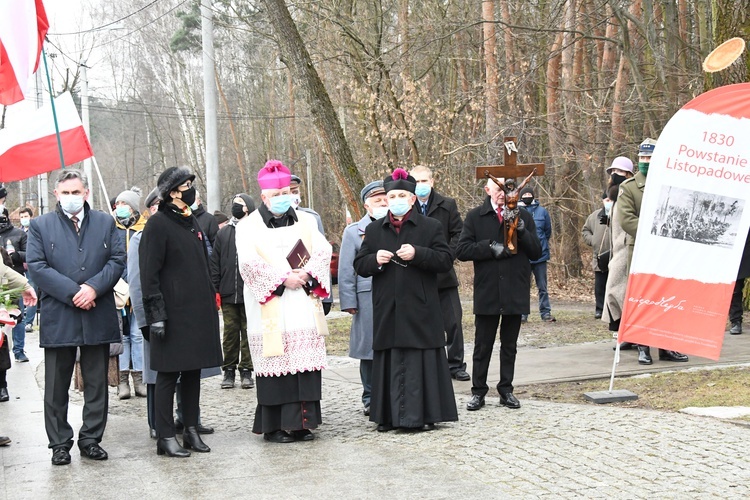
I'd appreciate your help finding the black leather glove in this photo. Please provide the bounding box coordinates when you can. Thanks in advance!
[516,218,525,234]
[598,211,609,225]
[150,321,166,340]
[489,241,510,260]
[323,302,331,316]
[140,326,150,342]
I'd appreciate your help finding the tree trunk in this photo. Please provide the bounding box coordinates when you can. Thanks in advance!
[261,0,364,219]
[482,0,499,145]
[708,0,749,89]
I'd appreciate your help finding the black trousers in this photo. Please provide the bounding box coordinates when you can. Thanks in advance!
[471,314,522,397]
[594,271,608,315]
[439,286,466,373]
[729,278,745,324]
[44,344,109,450]
[155,369,200,438]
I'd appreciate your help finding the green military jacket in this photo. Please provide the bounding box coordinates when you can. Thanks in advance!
[616,171,647,270]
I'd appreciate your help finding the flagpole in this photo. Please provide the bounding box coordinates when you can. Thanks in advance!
[41,46,65,169]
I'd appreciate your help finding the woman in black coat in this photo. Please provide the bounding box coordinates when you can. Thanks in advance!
[353,169,458,431]
[139,167,222,457]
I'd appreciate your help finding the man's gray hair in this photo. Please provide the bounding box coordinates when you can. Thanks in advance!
[55,169,89,189]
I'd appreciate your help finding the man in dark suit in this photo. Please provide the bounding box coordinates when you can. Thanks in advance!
[27,169,125,465]
[457,178,541,411]
[410,166,469,381]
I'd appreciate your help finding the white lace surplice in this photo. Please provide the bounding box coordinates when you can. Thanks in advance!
[236,210,331,376]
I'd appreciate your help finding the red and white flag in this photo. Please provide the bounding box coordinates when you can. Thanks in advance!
[0,0,49,105]
[0,91,94,182]
[619,83,750,360]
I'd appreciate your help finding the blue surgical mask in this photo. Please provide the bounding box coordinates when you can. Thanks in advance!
[604,200,613,215]
[269,194,292,215]
[115,206,132,219]
[388,198,411,217]
[372,206,389,220]
[415,184,431,198]
[60,194,85,214]
[20,218,30,227]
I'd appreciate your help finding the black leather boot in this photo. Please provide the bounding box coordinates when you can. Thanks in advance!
[637,345,652,365]
[182,427,211,452]
[156,437,190,457]
[220,369,235,389]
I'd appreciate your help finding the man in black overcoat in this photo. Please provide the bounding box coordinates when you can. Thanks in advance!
[410,165,469,381]
[27,169,126,465]
[456,178,541,411]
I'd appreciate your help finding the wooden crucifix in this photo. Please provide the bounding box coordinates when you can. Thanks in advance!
[475,137,545,253]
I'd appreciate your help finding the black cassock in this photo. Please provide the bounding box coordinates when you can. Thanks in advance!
[354,209,458,428]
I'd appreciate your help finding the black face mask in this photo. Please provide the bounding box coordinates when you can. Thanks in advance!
[611,173,627,186]
[179,186,196,207]
[231,203,246,219]
[522,196,533,205]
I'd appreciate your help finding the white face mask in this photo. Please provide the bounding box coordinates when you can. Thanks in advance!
[603,200,614,215]
[60,194,85,214]
[371,206,389,219]
[291,194,302,208]
[0,204,5,214]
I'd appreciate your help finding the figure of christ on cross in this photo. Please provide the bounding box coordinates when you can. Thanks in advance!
[475,137,545,253]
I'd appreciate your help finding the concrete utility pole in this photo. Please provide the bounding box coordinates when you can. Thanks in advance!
[201,0,220,213]
[80,62,95,209]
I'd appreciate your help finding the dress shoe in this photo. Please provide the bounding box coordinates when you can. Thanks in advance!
[149,428,157,439]
[499,392,521,409]
[594,312,602,319]
[51,447,71,466]
[182,427,211,452]
[376,424,394,432]
[520,315,528,324]
[451,369,471,381]
[292,429,315,441]
[15,352,29,363]
[0,436,10,446]
[175,420,214,435]
[80,443,108,460]
[466,394,485,411]
[542,314,557,322]
[613,341,636,351]
[263,430,294,443]
[730,322,743,335]
[157,437,191,457]
[658,349,689,362]
[638,346,653,365]
[0,387,8,402]
[363,404,370,416]
[422,423,436,431]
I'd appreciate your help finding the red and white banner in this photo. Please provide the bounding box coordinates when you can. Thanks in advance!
[619,83,750,360]
[0,0,49,105]
[0,91,94,182]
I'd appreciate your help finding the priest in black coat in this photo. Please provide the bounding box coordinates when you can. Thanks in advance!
[456,178,541,411]
[354,169,458,432]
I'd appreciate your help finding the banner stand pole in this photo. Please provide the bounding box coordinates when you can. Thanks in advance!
[583,342,638,404]
[41,46,65,170]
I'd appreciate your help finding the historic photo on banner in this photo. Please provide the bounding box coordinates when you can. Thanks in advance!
[651,185,744,249]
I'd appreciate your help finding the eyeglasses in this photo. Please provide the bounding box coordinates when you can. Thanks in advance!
[390,257,408,268]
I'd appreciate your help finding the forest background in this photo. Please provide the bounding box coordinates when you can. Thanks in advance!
[1,0,748,281]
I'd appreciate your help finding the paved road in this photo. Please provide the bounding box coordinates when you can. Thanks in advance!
[2,330,750,499]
